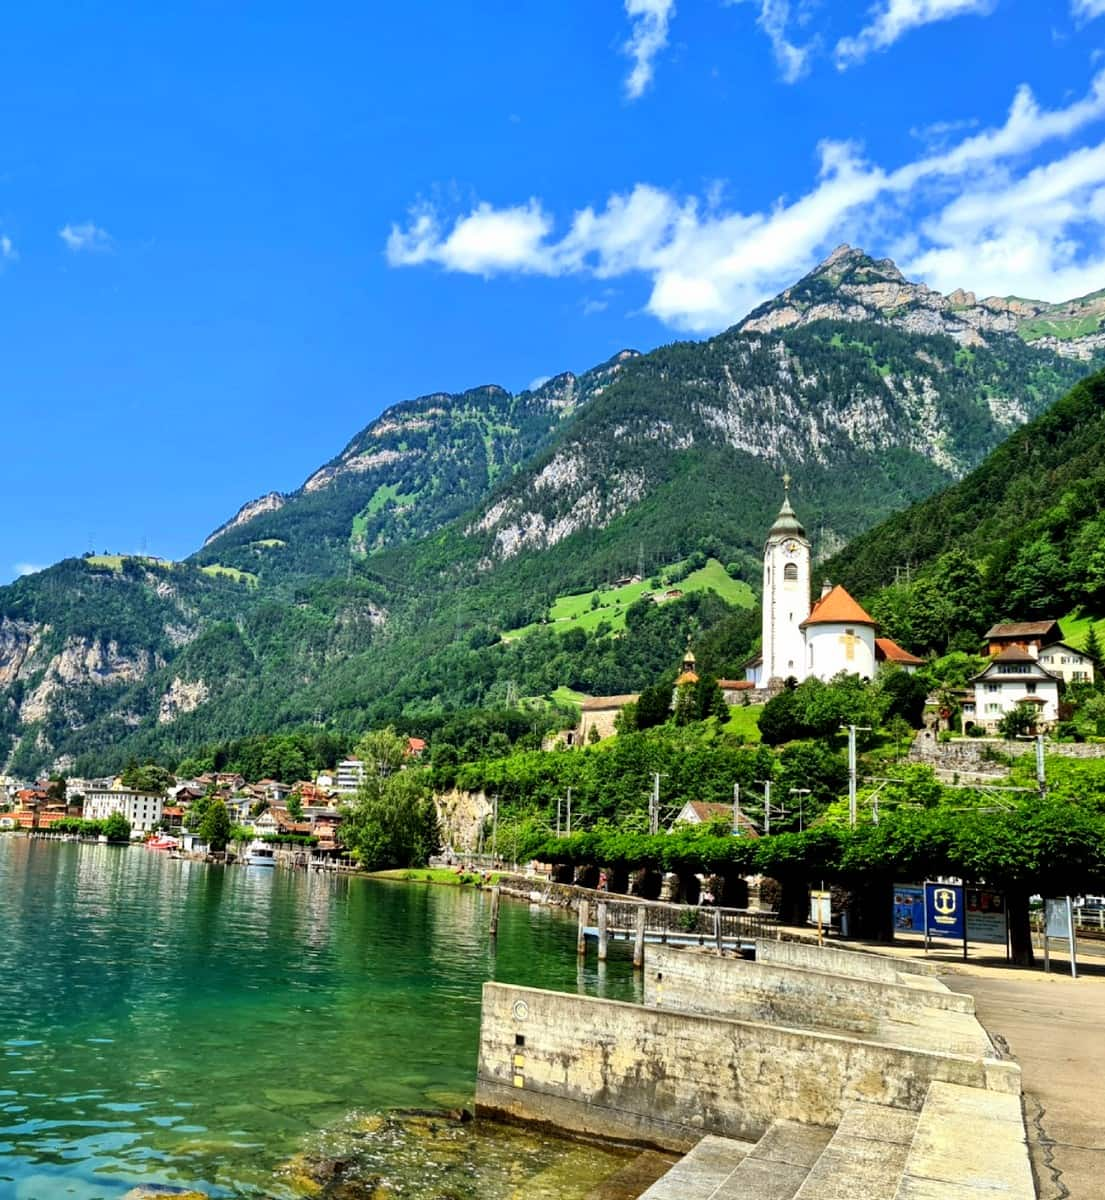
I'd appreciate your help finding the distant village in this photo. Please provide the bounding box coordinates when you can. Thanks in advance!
[0,737,428,861]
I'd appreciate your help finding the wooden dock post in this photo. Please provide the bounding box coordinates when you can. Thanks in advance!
[597,901,609,962]
[577,899,589,956]
[489,885,501,938]
[633,905,646,969]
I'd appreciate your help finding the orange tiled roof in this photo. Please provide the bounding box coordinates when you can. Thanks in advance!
[800,585,876,628]
[875,637,924,666]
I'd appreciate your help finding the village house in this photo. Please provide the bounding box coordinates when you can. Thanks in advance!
[717,679,757,705]
[335,759,365,795]
[962,647,1061,734]
[1037,641,1096,685]
[672,800,760,837]
[83,788,164,834]
[984,620,1063,657]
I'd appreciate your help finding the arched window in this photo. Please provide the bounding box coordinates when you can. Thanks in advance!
[783,563,798,581]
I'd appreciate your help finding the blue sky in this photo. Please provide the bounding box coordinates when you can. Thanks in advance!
[2,0,1104,580]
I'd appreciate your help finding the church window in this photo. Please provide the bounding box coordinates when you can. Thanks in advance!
[1026,683,1036,694]
[783,563,798,581]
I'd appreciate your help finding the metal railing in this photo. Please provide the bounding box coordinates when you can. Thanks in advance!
[592,895,778,945]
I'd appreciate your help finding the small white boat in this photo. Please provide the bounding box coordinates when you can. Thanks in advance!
[246,840,276,867]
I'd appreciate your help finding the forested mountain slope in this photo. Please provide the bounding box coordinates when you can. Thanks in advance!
[0,249,1099,777]
[821,368,1105,651]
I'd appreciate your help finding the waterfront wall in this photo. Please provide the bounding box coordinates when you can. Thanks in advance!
[475,982,1019,1151]
[643,946,974,1033]
[754,936,942,980]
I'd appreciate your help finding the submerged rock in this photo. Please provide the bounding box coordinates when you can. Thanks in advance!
[122,1188,211,1200]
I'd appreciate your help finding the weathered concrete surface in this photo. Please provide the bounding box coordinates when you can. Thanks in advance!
[647,946,974,1023]
[636,1134,753,1199]
[475,982,1019,1151]
[794,1102,917,1200]
[582,1150,678,1200]
[645,947,991,1058]
[894,1081,1035,1199]
[757,937,941,981]
[945,971,1105,1200]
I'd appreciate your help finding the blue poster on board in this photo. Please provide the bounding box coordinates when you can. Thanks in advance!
[924,882,965,940]
[893,884,924,933]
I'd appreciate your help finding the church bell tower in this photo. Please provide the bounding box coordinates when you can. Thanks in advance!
[761,475,811,684]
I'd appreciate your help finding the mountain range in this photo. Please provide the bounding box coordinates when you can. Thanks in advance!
[2,246,1102,779]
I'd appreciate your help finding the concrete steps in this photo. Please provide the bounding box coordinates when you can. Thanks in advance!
[793,1102,918,1200]
[893,1081,1035,1199]
[636,1134,755,1199]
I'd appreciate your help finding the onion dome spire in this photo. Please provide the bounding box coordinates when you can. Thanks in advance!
[768,472,806,539]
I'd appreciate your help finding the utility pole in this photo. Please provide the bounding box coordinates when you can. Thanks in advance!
[757,780,774,835]
[789,788,811,833]
[649,773,663,835]
[841,724,872,827]
[491,794,498,862]
[566,786,572,835]
[732,782,742,835]
[1036,732,1047,800]
[556,796,562,837]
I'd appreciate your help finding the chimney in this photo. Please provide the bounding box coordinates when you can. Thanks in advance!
[821,580,833,598]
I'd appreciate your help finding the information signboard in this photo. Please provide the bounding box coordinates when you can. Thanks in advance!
[965,887,1007,946]
[1043,897,1078,979]
[893,884,925,934]
[924,882,964,941]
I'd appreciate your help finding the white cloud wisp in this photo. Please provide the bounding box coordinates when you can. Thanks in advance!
[59,222,112,252]
[622,0,675,99]
[387,71,1105,332]
[835,0,996,68]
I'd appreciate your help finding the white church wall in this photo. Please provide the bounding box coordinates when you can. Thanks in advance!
[807,623,876,682]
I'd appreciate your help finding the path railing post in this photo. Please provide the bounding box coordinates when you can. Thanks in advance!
[633,904,647,969]
[714,907,723,954]
[577,899,589,957]
[489,885,501,938]
[597,901,609,962]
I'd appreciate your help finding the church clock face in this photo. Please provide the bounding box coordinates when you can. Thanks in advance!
[783,540,799,557]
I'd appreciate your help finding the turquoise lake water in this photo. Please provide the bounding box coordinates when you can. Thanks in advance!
[0,838,640,1199]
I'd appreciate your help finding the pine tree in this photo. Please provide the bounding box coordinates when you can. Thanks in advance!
[1084,622,1102,669]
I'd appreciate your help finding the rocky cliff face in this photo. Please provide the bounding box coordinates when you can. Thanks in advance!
[739,245,1102,359]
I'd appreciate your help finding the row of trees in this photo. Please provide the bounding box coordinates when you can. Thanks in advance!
[49,814,132,841]
[531,799,1105,965]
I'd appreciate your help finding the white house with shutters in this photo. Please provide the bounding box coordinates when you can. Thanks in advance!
[962,648,1061,733]
[1037,641,1096,685]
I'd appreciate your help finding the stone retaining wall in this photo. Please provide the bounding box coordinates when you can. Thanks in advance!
[644,946,973,1033]
[475,981,1018,1151]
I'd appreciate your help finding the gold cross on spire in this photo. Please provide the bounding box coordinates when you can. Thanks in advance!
[782,471,792,493]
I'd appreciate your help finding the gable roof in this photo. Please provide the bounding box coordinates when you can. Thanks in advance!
[985,620,1062,640]
[580,694,639,711]
[1039,641,1091,658]
[717,679,755,690]
[800,585,876,628]
[875,637,924,666]
[971,649,1060,682]
[679,801,760,837]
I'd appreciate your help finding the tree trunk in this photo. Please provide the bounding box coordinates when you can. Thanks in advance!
[1008,888,1035,967]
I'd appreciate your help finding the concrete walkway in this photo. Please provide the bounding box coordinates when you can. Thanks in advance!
[943,970,1105,1200]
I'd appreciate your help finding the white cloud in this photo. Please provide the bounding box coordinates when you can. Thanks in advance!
[836,0,996,68]
[527,375,552,392]
[622,0,675,99]
[387,200,554,274]
[58,222,112,252]
[734,0,813,82]
[582,297,609,315]
[387,70,1105,331]
[0,235,15,262]
[15,563,45,577]
[1074,0,1105,18]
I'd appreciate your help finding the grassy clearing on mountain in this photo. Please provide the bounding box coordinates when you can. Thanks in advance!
[199,564,258,587]
[717,704,764,744]
[1020,314,1103,342]
[1060,612,1105,650]
[503,558,753,640]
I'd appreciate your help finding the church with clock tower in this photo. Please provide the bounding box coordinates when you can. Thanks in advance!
[746,480,919,687]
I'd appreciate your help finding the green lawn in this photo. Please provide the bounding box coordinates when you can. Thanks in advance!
[367,867,498,886]
[251,538,286,548]
[503,557,754,641]
[1020,313,1103,342]
[1060,611,1105,650]
[717,704,764,744]
[199,563,259,587]
[85,555,125,571]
